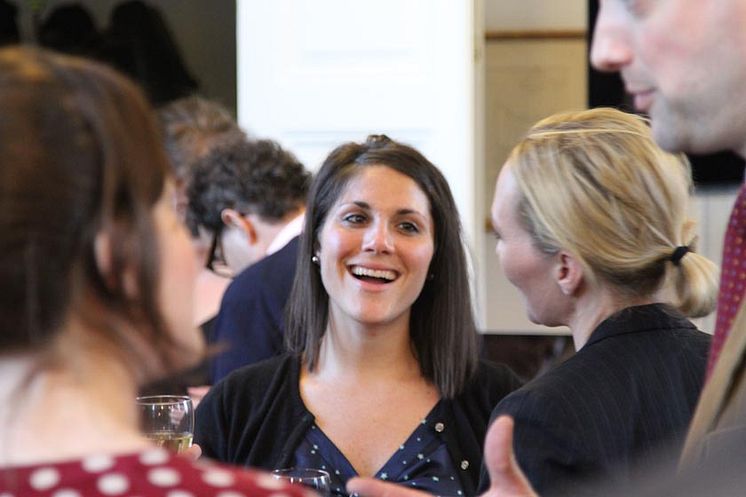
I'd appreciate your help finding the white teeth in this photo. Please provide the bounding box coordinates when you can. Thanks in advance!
[351,266,397,281]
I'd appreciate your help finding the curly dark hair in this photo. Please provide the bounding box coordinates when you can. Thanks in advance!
[187,138,310,233]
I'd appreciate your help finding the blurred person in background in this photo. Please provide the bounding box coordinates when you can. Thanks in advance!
[590,0,746,472]
[96,0,198,105]
[139,95,247,400]
[159,95,247,333]
[0,0,20,46]
[0,45,307,497]
[37,3,100,56]
[201,138,311,383]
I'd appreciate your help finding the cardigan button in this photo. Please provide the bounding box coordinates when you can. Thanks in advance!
[434,422,445,432]
[461,460,469,470]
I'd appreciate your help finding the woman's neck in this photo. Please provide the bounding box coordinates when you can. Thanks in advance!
[569,288,657,350]
[0,327,149,466]
[311,311,422,384]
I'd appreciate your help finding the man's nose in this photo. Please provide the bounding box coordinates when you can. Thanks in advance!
[589,4,634,73]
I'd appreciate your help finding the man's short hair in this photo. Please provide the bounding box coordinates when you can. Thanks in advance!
[187,138,310,233]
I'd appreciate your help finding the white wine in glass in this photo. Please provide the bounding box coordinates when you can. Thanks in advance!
[144,431,194,452]
[136,395,194,453]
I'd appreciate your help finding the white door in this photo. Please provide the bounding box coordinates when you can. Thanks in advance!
[236,0,488,324]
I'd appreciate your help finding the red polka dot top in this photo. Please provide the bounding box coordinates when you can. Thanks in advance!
[0,449,316,497]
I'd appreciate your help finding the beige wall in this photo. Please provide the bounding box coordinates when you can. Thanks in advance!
[480,2,588,334]
[486,0,586,30]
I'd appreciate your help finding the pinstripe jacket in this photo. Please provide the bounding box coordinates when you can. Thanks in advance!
[486,304,710,497]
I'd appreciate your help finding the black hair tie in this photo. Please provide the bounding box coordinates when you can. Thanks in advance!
[670,245,690,266]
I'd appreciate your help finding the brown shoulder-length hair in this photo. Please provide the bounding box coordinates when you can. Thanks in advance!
[0,46,181,379]
[285,135,479,398]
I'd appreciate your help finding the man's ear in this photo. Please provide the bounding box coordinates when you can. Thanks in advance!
[555,250,584,297]
[221,208,257,245]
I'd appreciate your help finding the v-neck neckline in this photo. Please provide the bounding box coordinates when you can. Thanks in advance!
[309,400,443,478]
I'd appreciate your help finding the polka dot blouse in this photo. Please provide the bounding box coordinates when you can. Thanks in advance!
[0,449,315,497]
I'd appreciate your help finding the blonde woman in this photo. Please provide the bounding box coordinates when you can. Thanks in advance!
[484,108,718,496]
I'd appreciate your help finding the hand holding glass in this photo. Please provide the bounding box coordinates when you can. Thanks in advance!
[272,468,331,496]
[136,395,194,452]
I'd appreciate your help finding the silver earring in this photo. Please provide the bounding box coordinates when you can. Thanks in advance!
[312,255,320,265]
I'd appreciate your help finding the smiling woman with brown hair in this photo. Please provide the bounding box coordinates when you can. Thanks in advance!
[195,135,521,497]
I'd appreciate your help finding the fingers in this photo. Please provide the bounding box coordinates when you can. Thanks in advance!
[347,477,430,497]
[180,443,202,461]
[482,416,537,497]
[347,418,538,497]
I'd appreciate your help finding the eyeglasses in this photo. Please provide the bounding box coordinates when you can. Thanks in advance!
[205,228,233,278]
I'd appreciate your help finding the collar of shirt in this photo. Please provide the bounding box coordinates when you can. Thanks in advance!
[266,212,305,256]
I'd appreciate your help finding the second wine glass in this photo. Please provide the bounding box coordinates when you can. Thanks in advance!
[272,468,331,496]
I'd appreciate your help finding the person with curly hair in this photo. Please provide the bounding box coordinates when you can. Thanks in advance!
[189,138,311,383]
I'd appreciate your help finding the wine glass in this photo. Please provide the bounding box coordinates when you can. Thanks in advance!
[272,468,331,496]
[136,395,194,452]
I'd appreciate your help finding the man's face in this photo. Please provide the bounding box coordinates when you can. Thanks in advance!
[590,0,746,157]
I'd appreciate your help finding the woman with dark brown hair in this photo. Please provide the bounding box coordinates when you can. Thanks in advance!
[0,46,307,497]
[195,135,520,497]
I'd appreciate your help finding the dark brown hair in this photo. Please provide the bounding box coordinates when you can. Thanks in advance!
[0,46,180,376]
[285,135,479,398]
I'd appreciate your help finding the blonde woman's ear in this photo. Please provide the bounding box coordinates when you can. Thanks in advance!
[556,251,583,297]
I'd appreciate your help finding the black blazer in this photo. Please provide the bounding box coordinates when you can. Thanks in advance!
[482,304,710,497]
[209,236,299,383]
